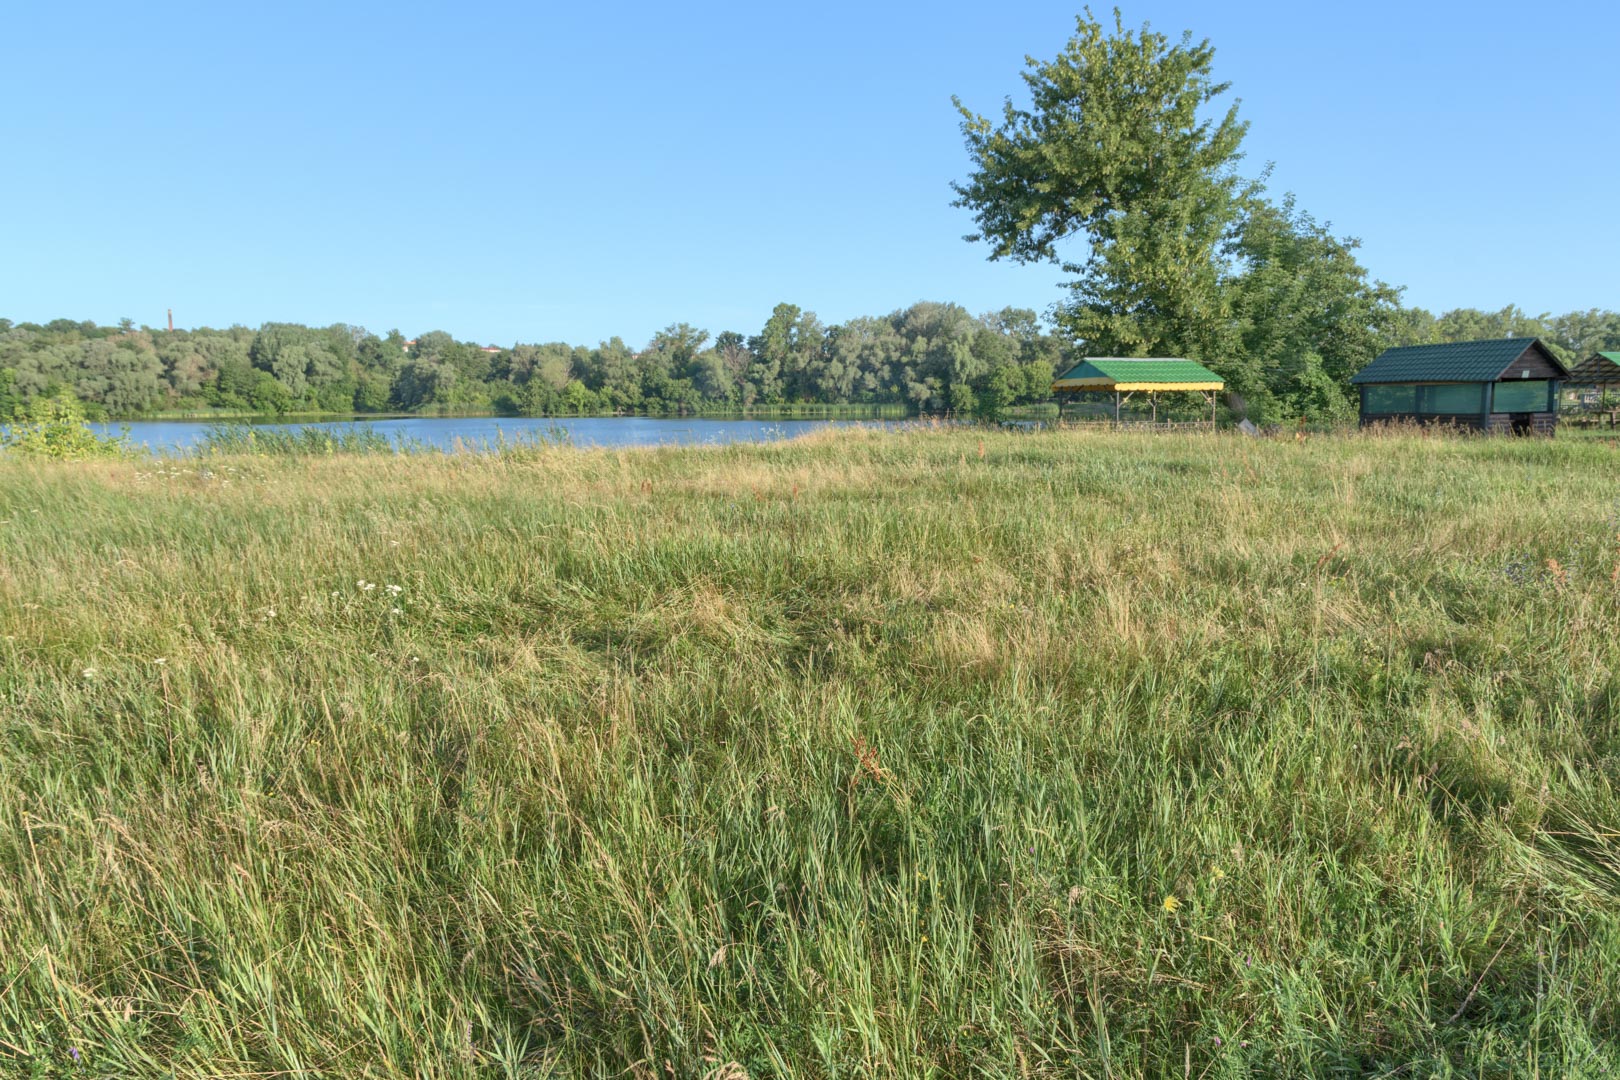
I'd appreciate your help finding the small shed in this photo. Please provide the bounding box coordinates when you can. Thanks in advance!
[1051,358,1224,423]
[1350,338,1568,435]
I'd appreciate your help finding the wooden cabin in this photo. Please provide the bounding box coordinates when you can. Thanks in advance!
[1350,338,1568,434]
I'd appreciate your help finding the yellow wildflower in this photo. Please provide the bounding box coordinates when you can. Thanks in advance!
[1162,895,1181,914]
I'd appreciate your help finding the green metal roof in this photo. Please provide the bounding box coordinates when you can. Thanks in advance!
[1350,338,1560,384]
[1567,352,1620,384]
[1053,358,1224,385]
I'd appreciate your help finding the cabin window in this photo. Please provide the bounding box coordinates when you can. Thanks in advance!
[1492,380,1550,413]
[1417,383,1485,415]
[1363,385,1416,413]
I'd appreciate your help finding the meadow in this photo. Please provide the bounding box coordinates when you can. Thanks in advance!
[2,425,1619,1077]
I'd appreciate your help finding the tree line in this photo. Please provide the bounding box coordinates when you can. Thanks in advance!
[0,305,1070,420]
[2,299,1615,423]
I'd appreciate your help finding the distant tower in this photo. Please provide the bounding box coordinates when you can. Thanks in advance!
[167,308,174,332]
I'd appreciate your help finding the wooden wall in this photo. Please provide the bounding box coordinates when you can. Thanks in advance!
[1502,343,1566,380]
[1482,412,1558,435]
[1359,412,1558,435]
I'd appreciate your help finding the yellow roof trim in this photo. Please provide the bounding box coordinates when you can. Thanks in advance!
[1112,380,1224,391]
[1052,379,1224,392]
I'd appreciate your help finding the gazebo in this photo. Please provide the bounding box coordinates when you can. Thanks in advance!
[1566,352,1620,393]
[1564,351,1620,426]
[1050,358,1224,424]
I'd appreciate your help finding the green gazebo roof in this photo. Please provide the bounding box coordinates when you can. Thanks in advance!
[1052,358,1224,390]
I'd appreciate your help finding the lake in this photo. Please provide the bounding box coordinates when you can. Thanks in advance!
[90,415,906,454]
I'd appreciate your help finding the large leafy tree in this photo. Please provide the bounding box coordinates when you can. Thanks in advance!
[954,10,1422,420]
[953,8,1249,359]
[713,332,753,398]
[1224,196,1403,420]
[748,304,822,404]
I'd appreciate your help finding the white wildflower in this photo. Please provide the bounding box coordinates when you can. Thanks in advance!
[390,607,402,615]
[152,658,167,666]
[385,584,403,596]
[82,668,97,679]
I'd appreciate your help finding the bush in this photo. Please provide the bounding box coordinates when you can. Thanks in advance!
[0,389,131,459]
[248,372,294,414]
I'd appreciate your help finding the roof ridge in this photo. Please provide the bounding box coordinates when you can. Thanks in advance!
[1382,337,1535,350]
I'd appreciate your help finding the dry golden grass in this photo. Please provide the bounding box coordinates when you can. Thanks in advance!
[2,426,1619,1076]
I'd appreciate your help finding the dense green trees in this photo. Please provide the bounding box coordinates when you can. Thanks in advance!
[2,298,1612,421]
[0,305,1075,418]
[1222,197,1406,421]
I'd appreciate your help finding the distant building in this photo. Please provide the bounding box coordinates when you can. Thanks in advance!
[1350,338,1568,435]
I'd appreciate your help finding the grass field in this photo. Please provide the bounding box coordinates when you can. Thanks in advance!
[3,426,1619,1077]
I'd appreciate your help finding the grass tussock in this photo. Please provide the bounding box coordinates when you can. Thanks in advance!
[3,426,1620,1076]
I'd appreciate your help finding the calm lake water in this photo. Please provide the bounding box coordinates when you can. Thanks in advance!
[90,415,904,454]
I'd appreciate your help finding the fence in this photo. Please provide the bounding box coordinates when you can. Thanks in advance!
[1562,410,1620,430]
[1048,418,1219,433]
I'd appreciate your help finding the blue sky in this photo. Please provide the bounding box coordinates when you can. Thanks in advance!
[3,1,1615,346]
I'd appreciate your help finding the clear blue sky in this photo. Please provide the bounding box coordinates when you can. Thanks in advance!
[3,1,1615,346]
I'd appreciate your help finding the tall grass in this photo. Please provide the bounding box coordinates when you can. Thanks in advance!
[199,422,403,456]
[2,426,1619,1076]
